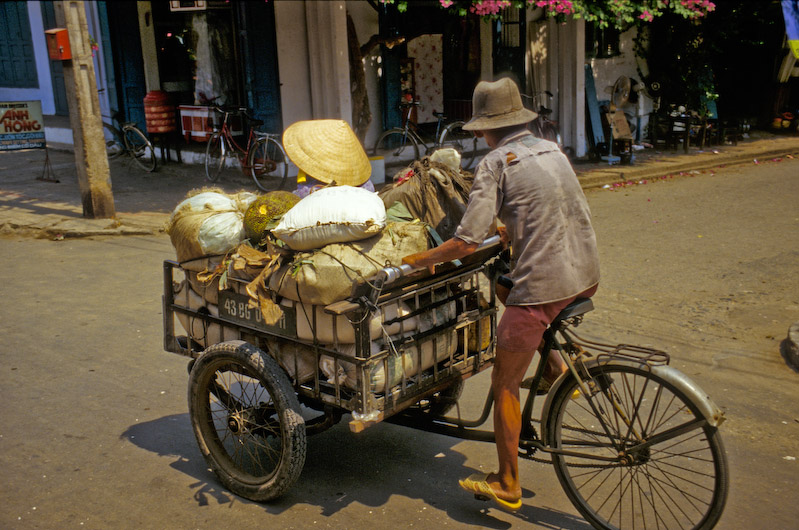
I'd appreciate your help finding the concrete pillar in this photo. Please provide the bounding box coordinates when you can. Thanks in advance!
[137,1,160,92]
[556,19,586,158]
[305,1,352,122]
[56,0,114,219]
[274,1,313,128]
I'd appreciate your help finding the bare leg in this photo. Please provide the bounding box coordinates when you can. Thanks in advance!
[483,345,535,502]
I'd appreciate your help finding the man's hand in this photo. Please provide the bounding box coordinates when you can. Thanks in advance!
[402,250,437,274]
[402,237,479,275]
[497,225,509,250]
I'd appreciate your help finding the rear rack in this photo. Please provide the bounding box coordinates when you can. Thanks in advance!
[564,329,670,366]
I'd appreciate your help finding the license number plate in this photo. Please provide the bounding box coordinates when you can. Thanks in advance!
[218,290,296,338]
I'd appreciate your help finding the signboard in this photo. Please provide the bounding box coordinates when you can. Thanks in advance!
[1,101,46,151]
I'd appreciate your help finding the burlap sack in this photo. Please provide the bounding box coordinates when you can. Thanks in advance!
[378,156,472,241]
[269,221,429,305]
[166,189,256,263]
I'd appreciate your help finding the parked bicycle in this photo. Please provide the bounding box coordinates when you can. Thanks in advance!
[372,101,478,175]
[522,91,574,158]
[204,106,289,192]
[103,111,157,173]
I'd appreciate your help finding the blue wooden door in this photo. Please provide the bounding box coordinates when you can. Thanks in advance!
[104,0,146,131]
[0,2,38,89]
[238,1,282,133]
[40,1,68,115]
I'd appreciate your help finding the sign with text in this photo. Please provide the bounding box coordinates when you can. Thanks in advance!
[1,101,46,151]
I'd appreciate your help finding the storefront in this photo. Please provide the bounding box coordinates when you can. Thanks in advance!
[105,0,282,138]
[376,3,485,130]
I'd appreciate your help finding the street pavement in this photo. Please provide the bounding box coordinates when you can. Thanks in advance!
[2,129,798,355]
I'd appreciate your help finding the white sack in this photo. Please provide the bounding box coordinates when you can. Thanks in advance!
[168,191,257,262]
[272,186,386,251]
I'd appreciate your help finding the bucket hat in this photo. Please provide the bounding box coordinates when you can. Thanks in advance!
[462,77,537,131]
[282,119,371,186]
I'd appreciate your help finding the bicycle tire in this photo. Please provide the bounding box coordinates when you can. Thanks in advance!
[372,129,419,178]
[205,132,226,182]
[249,136,288,192]
[439,121,478,170]
[123,126,157,172]
[545,363,728,530]
[103,124,124,160]
[188,340,307,502]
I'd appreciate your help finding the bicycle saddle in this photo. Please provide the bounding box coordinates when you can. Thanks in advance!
[551,298,594,328]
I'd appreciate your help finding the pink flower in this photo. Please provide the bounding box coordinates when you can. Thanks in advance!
[439,0,454,7]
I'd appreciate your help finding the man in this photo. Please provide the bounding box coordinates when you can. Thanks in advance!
[402,77,600,512]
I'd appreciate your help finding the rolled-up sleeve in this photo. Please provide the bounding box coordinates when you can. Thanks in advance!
[454,160,502,245]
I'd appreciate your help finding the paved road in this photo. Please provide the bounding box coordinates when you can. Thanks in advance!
[1,157,797,529]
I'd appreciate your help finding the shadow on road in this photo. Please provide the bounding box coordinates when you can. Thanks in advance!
[122,413,590,528]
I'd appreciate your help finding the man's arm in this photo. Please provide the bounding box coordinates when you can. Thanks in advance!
[402,236,479,273]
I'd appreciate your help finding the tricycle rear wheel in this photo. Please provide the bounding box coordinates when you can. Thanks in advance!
[188,340,306,502]
[407,379,465,417]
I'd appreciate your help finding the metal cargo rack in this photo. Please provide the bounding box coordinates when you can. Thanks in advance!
[163,236,504,431]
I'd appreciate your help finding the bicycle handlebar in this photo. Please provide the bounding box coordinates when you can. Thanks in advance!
[377,235,502,286]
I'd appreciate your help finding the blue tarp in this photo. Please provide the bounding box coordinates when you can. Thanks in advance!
[783,0,799,58]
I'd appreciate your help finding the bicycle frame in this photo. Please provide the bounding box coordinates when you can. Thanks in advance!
[398,103,456,151]
[215,111,257,163]
[387,308,724,464]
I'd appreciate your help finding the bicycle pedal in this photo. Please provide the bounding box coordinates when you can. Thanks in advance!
[474,494,490,502]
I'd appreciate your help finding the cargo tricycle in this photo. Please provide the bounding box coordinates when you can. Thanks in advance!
[162,235,728,529]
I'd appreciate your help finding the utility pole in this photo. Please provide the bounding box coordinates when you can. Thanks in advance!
[55,0,115,219]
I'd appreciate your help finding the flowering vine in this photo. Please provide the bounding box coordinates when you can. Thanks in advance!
[378,0,715,28]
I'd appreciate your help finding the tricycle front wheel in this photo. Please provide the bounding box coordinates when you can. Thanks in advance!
[188,340,306,502]
[546,364,728,530]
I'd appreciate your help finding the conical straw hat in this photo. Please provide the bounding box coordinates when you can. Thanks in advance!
[283,119,371,186]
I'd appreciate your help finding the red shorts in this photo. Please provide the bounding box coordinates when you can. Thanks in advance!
[496,285,598,353]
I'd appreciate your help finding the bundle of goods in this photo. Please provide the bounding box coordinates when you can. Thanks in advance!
[272,185,386,251]
[270,219,429,306]
[167,120,466,396]
[378,148,473,241]
[166,188,258,263]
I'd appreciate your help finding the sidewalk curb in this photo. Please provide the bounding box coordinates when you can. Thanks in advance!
[576,146,799,189]
[780,322,799,373]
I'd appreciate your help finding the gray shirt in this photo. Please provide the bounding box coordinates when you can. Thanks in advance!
[454,130,600,305]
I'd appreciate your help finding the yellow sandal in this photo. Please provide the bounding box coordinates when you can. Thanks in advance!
[458,473,522,512]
